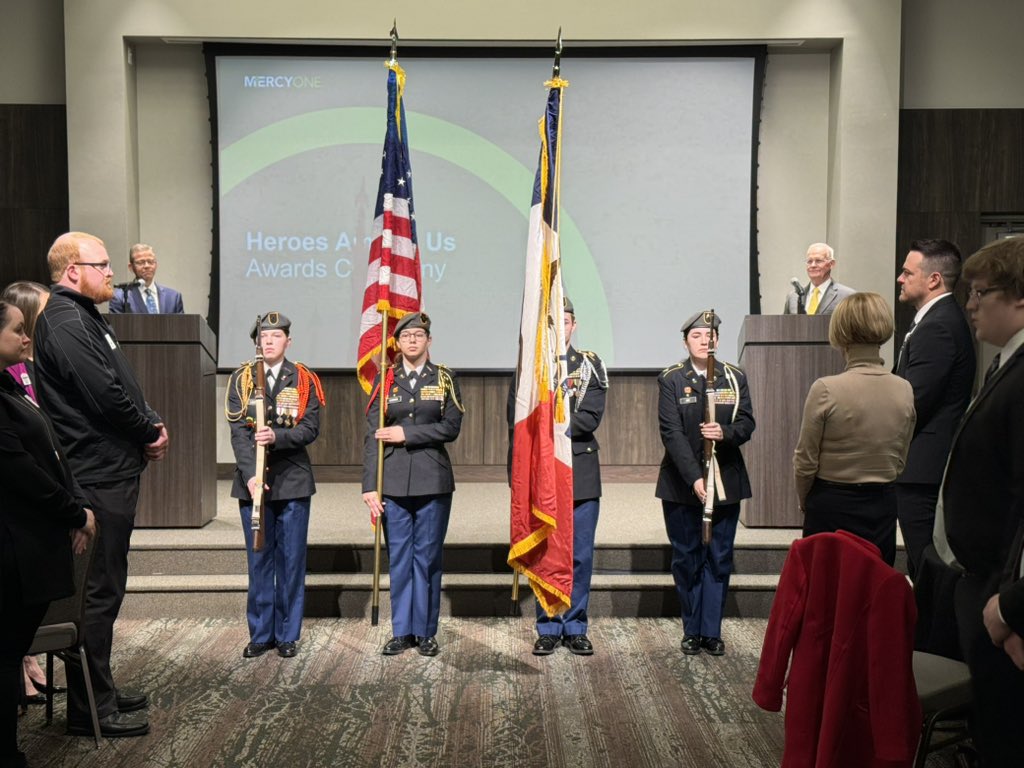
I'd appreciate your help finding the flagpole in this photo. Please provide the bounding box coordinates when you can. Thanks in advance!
[509,28,566,620]
[370,20,400,627]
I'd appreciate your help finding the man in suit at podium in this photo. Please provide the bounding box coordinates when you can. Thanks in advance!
[108,243,184,314]
[783,242,855,315]
[894,239,975,580]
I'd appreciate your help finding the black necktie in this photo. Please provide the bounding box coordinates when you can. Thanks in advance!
[984,354,1001,385]
[897,320,917,369]
[266,371,275,393]
[408,372,417,389]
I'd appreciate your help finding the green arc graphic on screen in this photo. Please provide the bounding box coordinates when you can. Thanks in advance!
[220,107,613,362]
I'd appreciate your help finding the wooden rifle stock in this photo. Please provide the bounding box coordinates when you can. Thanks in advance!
[701,310,718,545]
[251,322,269,552]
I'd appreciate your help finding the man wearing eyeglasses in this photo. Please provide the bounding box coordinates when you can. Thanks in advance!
[933,237,1024,767]
[783,242,855,315]
[33,232,169,739]
[108,243,184,314]
[893,239,975,581]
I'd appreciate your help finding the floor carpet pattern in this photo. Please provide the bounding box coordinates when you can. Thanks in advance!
[19,617,787,768]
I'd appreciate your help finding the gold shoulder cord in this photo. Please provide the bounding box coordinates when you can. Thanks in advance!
[224,363,255,422]
[437,365,465,413]
[722,363,742,423]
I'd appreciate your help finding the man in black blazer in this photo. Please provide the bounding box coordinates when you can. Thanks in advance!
[226,312,324,660]
[934,237,1024,767]
[894,239,975,579]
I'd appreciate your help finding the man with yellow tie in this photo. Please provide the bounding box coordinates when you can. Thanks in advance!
[783,242,855,315]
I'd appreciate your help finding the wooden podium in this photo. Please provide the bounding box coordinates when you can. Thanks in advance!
[737,315,845,527]
[106,314,218,527]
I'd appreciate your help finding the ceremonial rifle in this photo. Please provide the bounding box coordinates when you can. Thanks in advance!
[251,317,269,552]
[701,310,718,546]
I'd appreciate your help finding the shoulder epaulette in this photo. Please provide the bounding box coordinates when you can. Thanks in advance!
[436,364,465,413]
[660,361,686,378]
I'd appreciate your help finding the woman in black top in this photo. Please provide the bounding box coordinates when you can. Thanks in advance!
[0,300,95,768]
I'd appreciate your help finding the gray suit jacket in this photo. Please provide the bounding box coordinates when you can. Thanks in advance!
[783,280,855,315]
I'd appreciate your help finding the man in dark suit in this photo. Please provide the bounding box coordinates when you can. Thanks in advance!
[894,239,975,579]
[934,237,1024,767]
[33,232,169,738]
[226,312,324,660]
[108,243,184,314]
[783,242,855,315]
[508,298,608,656]
[656,311,755,656]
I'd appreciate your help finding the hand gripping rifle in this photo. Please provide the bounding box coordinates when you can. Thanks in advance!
[250,317,269,552]
[701,310,718,546]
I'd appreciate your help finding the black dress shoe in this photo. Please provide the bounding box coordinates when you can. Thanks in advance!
[681,635,702,655]
[116,690,149,713]
[562,634,594,656]
[243,641,276,658]
[277,641,297,658]
[533,635,559,656]
[382,635,417,656]
[701,637,726,656]
[28,678,66,695]
[67,711,150,738]
[416,636,439,656]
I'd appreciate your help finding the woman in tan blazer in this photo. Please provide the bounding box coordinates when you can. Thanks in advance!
[794,292,916,565]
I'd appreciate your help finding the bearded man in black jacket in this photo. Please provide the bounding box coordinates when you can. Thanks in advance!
[33,232,169,739]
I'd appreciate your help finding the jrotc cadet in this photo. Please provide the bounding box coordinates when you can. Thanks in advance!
[225,312,325,659]
[362,312,464,657]
[508,297,608,656]
[656,311,755,656]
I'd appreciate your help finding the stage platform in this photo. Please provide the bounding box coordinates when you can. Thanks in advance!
[124,481,896,621]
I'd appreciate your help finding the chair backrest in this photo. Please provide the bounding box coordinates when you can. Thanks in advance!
[38,532,96,628]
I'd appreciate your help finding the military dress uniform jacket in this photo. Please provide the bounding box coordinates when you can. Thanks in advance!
[655,358,755,505]
[227,358,320,501]
[505,346,607,501]
[362,362,463,497]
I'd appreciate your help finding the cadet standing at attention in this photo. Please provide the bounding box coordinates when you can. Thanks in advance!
[226,312,325,659]
[656,311,755,657]
[362,312,464,657]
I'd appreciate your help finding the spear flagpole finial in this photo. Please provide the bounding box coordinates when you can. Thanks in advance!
[389,20,399,65]
[552,27,563,79]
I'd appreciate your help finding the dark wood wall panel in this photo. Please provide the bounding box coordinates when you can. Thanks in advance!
[0,105,68,288]
[297,371,663,469]
[895,109,1024,337]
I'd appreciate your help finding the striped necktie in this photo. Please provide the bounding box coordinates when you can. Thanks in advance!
[145,287,158,314]
[983,354,1001,386]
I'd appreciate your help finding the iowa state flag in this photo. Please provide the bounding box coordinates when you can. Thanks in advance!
[357,62,423,394]
[508,77,575,616]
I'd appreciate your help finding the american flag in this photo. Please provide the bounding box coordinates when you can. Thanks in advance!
[357,62,423,394]
[508,77,575,617]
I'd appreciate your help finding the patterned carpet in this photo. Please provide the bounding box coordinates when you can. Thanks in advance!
[19,617,787,768]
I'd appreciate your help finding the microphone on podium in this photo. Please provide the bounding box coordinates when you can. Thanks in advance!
[790,278,806,315]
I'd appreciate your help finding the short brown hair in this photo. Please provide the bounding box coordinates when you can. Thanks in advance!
[130,243,154,262]
[47,232,104,281]
[828,292,894,349]
[963,237,1024,300]
[1,281,49,341]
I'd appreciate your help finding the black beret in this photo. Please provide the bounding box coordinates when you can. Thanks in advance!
[394,312,431,338]
[680,310,721,335]
[250,311,291,340]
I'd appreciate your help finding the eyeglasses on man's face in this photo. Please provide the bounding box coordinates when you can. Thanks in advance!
[398,331,428,342]
[967,286,1004,302]
[73,261,113,273]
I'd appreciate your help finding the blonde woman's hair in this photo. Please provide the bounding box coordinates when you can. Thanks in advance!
[828,292,894,350]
